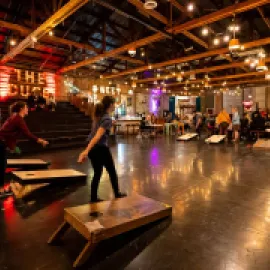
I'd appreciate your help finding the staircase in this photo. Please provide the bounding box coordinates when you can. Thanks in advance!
[0,100,91,154]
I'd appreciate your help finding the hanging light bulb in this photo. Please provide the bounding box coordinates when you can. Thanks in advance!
[213,38,220,46]
[157,73,160,78]
[258,49,266,58]
[228,23,240,32]
[10,38,17,46]
[128,89,134,95]
[128,48,136,57]
[187,2,195,12]
[201,27,209,36]
[223,35,230,43]
[48,30,54,36]
[148,64,152,69]
[244,58,251,64]
[250,61,257,69]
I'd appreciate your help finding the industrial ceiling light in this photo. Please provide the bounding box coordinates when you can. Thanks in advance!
[256,58,268,72]
[229,38,241,51]
[128,48,136,57]
[144,0,157,9]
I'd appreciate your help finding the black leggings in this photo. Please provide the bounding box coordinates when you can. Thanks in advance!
[0,141,7,188]
[88,145,120,200]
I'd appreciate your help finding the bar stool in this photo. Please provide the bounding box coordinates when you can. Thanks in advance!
[116,124,121,135]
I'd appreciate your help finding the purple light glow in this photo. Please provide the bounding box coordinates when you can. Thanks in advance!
[149,88,162,114]
[150,147,159,166]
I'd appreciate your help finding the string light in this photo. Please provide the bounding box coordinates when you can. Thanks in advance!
[187,2,195,12]
[10,39,17,46]
[201,27,209,36]
[223,35,230,43]
[213,38,220,46]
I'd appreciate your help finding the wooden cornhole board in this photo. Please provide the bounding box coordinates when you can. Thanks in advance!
[7,159,50,170]
[177,133,198,141]
[48,194,172,268]
[253,139,270,149]
[11,169,86,199]
[205,135,226,144]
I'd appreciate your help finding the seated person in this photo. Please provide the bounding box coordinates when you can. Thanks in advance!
[47,94,56,111]
[250,111,265,130]
[138,116,151,138]
[165,112,173,123]
[27,92,36,110]
[36,93,46,111]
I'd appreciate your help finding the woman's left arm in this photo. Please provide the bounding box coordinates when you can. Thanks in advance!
[78,127,106,163]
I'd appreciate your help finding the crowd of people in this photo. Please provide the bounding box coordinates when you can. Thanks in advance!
[27,92,56,112]
[137,107,270,142]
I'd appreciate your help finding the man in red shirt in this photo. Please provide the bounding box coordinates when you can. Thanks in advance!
[0,101,48,198]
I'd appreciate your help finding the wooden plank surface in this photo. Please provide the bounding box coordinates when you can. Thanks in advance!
[205,135,226,144]
[12,169,87,184]
[253,139,270,148]
[177,133,198,141]
[64,194,172,242]
[7,159,50,169]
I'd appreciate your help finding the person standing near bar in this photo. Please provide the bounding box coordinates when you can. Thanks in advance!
[232,107,240,142]
[0,101,48,198]
[78,96,126,203]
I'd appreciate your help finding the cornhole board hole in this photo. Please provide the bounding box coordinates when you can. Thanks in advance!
[205,135,226,144]
[253,139,270,149]
[48,194,172,268]
[177,133,198,141]
[7,159,50,170]
[11,169,87,199]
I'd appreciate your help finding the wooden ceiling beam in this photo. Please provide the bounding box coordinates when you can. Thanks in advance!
[0,0,91,64]
[0,19,143,65]
[128,0,208,49]
[169,70,268,87]
[103,37,270,80]
[257,7,270,29]
[60,0,269,73]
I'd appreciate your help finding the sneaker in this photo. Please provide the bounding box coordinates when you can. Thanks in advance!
[115,192,127,199]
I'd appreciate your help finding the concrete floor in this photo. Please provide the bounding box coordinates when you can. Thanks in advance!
[2,137,270,270]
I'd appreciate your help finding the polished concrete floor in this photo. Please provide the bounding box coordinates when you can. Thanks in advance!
[2,137,270,270]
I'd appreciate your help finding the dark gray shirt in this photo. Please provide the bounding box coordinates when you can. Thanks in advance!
[88,114,112,146]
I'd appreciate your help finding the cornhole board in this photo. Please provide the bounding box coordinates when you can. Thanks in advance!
[205,135,226,144]
[48,194,172,268]
[11,169,87,185]
[7,159,50,170]
[177,133,198,141]
[253,139,270,149]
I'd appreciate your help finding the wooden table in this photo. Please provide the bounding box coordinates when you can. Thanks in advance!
[12,169,86,184]
[7,159,50,170]
[48,194,172,268]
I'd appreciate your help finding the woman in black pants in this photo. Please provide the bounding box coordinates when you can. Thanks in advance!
[0,101,48,198]
[78,96,126,202]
